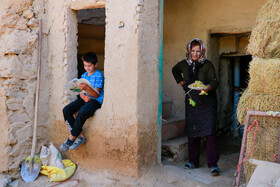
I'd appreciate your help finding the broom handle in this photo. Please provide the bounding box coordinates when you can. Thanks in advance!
[31,19,42,161]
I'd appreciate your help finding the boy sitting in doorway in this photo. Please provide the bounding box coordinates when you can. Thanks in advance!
[60,52,104,151]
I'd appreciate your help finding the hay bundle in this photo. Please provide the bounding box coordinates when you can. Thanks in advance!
[243,117,279,182]
[247,0,280,58]
[243,161,257,183]
[248,128,279,161]
[248,58,280,96]
[237,89,280,125]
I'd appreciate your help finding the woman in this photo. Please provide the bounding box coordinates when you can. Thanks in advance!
[172,38,220,176]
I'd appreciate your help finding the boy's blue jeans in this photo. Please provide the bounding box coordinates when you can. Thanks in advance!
[63,98,101,137]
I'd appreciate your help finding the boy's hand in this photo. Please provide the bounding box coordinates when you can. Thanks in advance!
[78,83,88,91]
[79,93,85,99]
[80,93,91,102]
[79,82,101,98]
[83,95,91,102]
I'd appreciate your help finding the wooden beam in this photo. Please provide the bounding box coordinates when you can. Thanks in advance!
[70,1,105,10]
[221,52,250,57]
[210,27,251,36]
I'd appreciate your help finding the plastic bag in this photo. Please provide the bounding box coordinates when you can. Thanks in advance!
[40,145,49,166]
[40,159,76,182]
[40,142,64,168]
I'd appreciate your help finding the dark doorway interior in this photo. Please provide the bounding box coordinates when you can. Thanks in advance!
[239,55,251,91]
[230,55,251,136]
[77,8,105,78]
[217,54,251,134]
[229,55,251,101]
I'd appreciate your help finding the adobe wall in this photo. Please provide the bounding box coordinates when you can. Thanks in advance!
[1,0,158,178]
[48,0,159,177]
[0,0,49,177]
[136,0,159,168]
[163,0,267,115]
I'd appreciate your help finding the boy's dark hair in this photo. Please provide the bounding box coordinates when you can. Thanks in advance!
[82,52,98,65]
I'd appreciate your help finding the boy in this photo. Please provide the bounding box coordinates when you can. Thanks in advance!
[60,52,104,151]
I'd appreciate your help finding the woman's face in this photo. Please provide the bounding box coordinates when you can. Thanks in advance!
[190,45,201,62]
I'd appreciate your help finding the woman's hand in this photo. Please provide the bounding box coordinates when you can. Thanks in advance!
[179,81,189,92]
[179,81,186,86]
[199,85,211,92]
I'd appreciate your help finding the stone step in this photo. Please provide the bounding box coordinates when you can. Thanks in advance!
[162,136,188,162]
[162,116,185,141]
[162,96,172,119]
[162,101,172,119]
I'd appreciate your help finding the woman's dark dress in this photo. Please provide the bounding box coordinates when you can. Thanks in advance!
[172,59,218,138]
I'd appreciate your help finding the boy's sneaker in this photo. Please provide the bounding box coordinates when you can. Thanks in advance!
[60,138,74,152]
[210,166,220,176]
[69,136,87,150]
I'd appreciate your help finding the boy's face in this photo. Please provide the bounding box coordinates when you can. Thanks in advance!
[83,61,97,75]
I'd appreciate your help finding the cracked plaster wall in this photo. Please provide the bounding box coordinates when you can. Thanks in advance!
[53,0,159,177]
[0,0,77,177]
[137,0,159,168]
[0,0,48,177]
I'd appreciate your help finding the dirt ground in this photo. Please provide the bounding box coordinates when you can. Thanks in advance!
[6,132,241,187]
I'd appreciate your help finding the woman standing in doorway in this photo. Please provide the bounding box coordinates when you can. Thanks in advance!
[172,38,220,176]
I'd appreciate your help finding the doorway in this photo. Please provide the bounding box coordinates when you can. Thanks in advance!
[77,8,105,78]
[218,52,251,135]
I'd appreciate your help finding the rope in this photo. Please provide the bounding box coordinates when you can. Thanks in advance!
[237,119,259,172]
[237,107,254,111]
[50,179,79,187]
[262,68,265,92]
[273,154,278,163]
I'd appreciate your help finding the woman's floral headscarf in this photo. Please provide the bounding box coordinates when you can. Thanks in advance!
[185,38,206,66]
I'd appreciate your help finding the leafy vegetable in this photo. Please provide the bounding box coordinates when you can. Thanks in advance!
[189,98,196,107]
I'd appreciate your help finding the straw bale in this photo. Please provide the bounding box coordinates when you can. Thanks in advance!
[247,128,279,161]
[248,58,280,96]
[243,161,256,183]
[243,128,257,182]
[237,90,280,125]
[243,117,279,182]
[263,128,279,154]
[247,0,280,58]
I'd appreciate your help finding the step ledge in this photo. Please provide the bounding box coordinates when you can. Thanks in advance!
[162,116,185,125]
[162,136,188,145]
